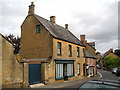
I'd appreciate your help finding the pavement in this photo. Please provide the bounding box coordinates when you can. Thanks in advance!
[30,72,101,88]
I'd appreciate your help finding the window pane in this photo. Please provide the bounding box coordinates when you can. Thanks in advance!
[57,42,61,55]
[67,64,73,76]
[61,64,63,77]
[36,25,40,33]
[69,45,72,56]
[88,58,90,64]
[82,48,85,57]
[71,64,73,75]
[56,63,63,79]
[56,64,58,78]
[78,63,80,75]
[77,47,80,57]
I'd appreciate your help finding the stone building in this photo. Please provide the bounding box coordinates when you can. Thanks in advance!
[21,2,86,86]
[0,34,23,88]
[80,35,97,77]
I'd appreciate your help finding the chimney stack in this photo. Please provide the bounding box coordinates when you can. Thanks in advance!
[65,24,68,29]
[80,35,87,46]
[80,35,85,42]
[28,2,35,15]
[109,48,113,53]
[50,16,56,24]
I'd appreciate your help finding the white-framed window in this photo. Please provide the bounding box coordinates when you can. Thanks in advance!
[78,63,80,75]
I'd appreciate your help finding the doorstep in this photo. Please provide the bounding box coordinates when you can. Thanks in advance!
[29,83,45,88]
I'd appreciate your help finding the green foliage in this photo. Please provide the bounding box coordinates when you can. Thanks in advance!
[104,56,120,69]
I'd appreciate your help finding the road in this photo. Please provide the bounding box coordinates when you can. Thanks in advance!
[3,69,119,90]
[31,73,100,89]
[98,69,120,81]
[29,69,120,89]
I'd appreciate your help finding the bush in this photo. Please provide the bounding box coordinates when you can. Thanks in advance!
[104,56,120,69]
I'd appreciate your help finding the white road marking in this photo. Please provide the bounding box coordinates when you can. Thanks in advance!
[97,71,102,79]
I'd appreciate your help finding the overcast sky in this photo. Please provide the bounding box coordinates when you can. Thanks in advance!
[0,0,119,54]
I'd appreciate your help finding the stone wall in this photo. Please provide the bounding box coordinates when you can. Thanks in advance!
[2,36,23,88]
[46,38,86,83]
[21,15,53,61]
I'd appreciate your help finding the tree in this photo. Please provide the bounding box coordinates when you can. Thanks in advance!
[5,34,20,54]
[104,56,120,69]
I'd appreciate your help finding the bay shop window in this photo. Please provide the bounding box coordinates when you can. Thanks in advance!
[55,60,74,80]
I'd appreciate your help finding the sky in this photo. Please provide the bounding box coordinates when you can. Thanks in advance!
[0,0,119,54]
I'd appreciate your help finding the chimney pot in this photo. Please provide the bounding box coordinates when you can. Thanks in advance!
[50,16,56,24]
[65,24,68,29]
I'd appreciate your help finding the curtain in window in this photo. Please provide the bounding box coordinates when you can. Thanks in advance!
[56,64,63,79]
[67,64,74,76]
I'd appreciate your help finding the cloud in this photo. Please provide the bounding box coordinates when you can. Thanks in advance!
[0,2,30,36]
[69,1,118,53]
[0,0,119,53]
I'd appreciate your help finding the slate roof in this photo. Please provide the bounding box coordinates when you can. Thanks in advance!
[85,50,97,59]
[87,43,96,50]
[34,14,85,47]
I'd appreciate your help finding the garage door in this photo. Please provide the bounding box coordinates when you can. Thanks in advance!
[29,64,42,85]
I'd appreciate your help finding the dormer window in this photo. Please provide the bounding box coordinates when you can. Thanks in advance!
[36,25,40,34]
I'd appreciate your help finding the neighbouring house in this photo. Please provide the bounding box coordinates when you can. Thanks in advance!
[96,52,102,67]
[80,35,97,77]
[20,2,86,86]
[102,48,119,67]
[0,34,23,88]
[103,48,119,58]
[96,52,102,64]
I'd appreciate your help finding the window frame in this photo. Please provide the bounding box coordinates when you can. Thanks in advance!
[69,45,72,57]
[55,62,74,80]
[87,58,90,65]
[77,63,80,75]
[57,42,62,56]
[77,47,80,57]
[82,48,85,57]
[36,24,40,34]
[55,63,64,80]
